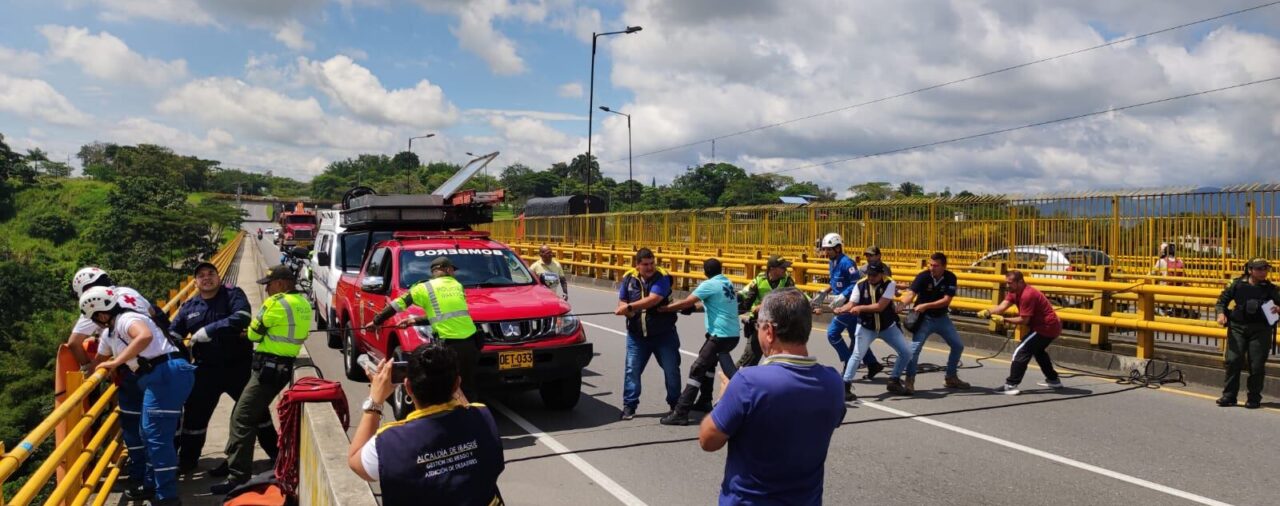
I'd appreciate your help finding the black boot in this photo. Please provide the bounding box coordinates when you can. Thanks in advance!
[865,360,885,380]
[844,381,857,402]
[659,409,693,426]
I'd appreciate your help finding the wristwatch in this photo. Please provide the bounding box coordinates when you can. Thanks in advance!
[361,397,383,415]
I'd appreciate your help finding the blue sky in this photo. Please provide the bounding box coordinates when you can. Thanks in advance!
[1,1,1278,195]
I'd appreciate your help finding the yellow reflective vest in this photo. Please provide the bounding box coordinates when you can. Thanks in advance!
[391,276,477,339]
[248,291,311,358]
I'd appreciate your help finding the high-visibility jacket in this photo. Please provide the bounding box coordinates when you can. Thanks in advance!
[391,276,477,339]
[738,274,800,316]
[249,291,311,358]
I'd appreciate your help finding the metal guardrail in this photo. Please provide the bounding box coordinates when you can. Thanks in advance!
[0,231,244,505]
[492,188,1280,280]
[506,241,1265,362]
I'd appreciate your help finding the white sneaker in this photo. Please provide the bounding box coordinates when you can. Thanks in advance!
[997,384,1021,395]
[1037,380,1064,389]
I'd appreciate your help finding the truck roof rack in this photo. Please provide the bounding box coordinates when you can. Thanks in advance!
[339,151,504,232]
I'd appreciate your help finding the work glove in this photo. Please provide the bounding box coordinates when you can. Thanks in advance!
[990,314,1005,324]
[976,309,991,320]
[191,327,212,343]
[680,306,696,316]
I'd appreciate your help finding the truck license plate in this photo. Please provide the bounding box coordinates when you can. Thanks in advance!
[498,350,533,370]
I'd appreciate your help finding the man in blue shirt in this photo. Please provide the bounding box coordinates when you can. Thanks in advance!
[613,248,683,420]
[814,233,882,379]
[659,258,741,425]
[170,262,277,474]
[700,288,845,505]
[900,252,970,392]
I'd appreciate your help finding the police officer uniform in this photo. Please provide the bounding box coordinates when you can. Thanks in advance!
[359,400,505,506]
[216,265,311,490]
[736,255,803,368]
[1216,258,1280,409]
[171,262,278,472]
[372,256,482,400]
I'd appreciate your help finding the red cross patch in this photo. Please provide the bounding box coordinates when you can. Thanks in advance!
[122,294,138,306]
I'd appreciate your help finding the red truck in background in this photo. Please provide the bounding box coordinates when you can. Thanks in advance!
[326,153,592,419]
[276,202,317,252]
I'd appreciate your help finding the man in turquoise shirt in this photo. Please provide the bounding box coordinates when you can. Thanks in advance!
[660,258,741,426]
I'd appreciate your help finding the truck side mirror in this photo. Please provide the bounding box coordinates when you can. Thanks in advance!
[361,276,386,293]
[317,251,330,267]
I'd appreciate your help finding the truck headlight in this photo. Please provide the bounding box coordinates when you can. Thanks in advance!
[414,324,434,341]
[554,315,580,335]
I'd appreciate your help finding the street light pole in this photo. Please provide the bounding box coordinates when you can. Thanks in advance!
[407,133,436,192]
[586,25,642,214]
[599,106,632,210]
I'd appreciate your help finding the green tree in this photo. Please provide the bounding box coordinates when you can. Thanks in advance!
[848,181,894,202]
[897,181,924,198]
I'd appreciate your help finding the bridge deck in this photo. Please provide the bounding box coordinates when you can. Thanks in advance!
[238,214,1277,506]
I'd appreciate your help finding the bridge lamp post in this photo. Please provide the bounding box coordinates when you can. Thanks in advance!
[586,25,642,214]
[407,133,436,192]
[598,106,632,210]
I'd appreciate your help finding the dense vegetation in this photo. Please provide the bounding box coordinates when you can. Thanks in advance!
[0,134,241,496]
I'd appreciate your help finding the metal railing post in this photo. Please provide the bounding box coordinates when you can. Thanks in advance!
[1136,282,1156,359]
[1090,265,1112,348]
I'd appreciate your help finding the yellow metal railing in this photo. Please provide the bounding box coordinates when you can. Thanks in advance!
[0,231,244,505]
[507,240,1248,361]
[493,187,1280,280]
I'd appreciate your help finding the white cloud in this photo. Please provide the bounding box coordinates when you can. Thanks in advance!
[90,0,216,25]
[274,20,314,51]
[156,77,393,150]
[110,117,237,152]
[297,55,458,128]
[0,75,92,126]
[339,47,369,60]
[466,108,584,121]
[556,82,583,99]
[589,0,1280,193]
[40,26,189,86]
[0,46,43,75]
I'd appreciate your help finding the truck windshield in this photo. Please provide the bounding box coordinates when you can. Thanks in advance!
[286,215,316,225]
[399,249,535,288]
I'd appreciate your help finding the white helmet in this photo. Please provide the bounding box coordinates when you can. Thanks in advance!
[79,286,119,318]
[821,232,843,249]
[72,267,111,297]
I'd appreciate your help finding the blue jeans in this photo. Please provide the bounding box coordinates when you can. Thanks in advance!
[907,314,965,377]
[116,369,149,487]
[623,330,682,409]
[844,324,912,383]
[827,315,878,368]
[135,359,196,501]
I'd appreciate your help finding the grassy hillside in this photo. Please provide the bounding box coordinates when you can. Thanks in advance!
[0,178,112,265]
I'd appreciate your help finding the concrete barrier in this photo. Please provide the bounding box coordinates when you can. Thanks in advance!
[293,348,379,506]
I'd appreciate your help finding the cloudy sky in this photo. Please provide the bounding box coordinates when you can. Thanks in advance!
[1,0,1278,194]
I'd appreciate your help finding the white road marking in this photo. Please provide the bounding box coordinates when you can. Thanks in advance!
[583,321,698,357]
[577,297,1231,506]
[857,400,1231,505]
[490,402,648,506]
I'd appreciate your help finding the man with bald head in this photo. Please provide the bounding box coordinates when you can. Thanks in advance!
[529,244,569,301]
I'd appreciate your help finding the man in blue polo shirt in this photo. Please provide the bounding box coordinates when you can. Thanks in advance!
[659,258,741,425]
[700,288,845,505]
[348,342,504,506]
[613,248,683,420]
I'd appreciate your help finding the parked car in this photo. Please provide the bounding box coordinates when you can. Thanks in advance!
[972,245,1112,276]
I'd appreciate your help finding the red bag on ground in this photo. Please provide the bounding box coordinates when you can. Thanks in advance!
[273,376,350,497]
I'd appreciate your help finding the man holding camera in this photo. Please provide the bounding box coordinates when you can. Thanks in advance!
[367,256,483,402]
[348,343,505,506]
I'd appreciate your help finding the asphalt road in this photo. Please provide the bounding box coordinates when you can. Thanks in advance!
[241,214,1279,506]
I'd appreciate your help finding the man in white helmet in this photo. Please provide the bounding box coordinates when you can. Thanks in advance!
[80,286,195,506]
[813,234,882,396]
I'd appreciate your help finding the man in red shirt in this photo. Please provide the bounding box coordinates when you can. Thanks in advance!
[979,270,1063,395]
